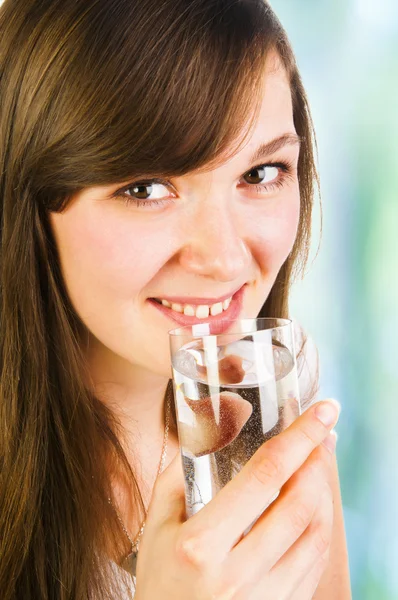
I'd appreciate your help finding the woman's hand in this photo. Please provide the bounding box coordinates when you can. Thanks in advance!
[134,399,340,600]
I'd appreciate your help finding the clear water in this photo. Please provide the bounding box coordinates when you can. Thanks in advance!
[172,338,301,529]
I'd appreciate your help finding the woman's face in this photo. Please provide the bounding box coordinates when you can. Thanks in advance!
[49,52,301,381]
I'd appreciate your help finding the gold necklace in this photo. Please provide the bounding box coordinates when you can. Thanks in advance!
[108,394,171,579]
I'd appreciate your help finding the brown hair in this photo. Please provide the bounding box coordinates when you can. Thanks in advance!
[0,0,320,597]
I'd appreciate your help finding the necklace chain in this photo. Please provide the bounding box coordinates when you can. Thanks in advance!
[108,393,171,554]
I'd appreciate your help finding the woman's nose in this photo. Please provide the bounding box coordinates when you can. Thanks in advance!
[177,202,251,282]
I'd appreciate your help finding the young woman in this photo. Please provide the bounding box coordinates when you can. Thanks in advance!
[0,0,351,598]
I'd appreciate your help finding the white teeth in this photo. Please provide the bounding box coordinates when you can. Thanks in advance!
[210,302,223,316]
[157,294,234,318]
[183,305,195,316]
[171,303,183,313]
[196,305,210,319]
[223,297,231,310]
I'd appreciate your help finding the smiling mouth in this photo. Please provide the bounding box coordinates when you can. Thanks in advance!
[149,284,247,320]
[150,296,233,319]
[147,285,247,336]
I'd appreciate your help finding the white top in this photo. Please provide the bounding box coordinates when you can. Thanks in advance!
[107,320,320,598]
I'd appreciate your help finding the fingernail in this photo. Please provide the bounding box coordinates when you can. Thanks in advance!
[322,430,338,454]
[314,399,341,428]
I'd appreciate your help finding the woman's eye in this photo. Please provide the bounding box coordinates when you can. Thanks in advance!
[126,182,169,201]
[244,165,279,185]
[240,162,293,193]
[112,179,176,208]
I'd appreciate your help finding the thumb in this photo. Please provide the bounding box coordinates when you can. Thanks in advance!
[147,450,187,526]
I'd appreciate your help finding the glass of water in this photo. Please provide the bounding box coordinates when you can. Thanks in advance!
[169,317,301,532]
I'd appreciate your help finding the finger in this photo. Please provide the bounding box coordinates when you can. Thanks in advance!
[283,550,331,600]
[265,482,334,599]
[225,439,334,584]
[147,453,186,526]
[177,399,340,558]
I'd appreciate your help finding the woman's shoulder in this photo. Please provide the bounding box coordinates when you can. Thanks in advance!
[290,317,321,411]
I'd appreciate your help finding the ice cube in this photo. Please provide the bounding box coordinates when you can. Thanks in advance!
[273,344,294,381]
[173,347,199,379]
[218,340,258,370]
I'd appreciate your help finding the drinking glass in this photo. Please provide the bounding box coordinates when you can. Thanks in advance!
[169,317,301,533]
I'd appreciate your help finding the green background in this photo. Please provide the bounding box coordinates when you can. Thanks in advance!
[271,1,398,598]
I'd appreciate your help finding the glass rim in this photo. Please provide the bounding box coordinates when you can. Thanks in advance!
[168,317,292,337]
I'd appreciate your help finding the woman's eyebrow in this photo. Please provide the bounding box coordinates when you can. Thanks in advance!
[249,133,302,164]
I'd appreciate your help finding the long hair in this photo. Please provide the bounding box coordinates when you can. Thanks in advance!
[0,0,320,597]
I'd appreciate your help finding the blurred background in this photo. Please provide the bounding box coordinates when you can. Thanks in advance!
[270,1,398,598]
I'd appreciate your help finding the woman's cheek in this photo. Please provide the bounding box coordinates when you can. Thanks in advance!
[67,211,166,299]
[250,191,300,271]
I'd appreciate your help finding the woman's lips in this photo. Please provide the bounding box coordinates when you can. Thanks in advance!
[148,284,247,335]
